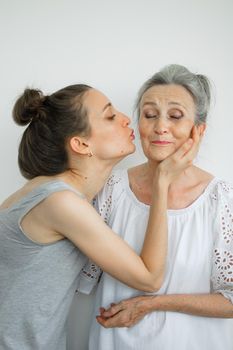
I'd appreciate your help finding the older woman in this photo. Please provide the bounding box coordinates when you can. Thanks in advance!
[78,65,233,350]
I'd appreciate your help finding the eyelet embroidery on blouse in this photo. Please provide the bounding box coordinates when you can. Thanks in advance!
[99,195,112,223]
[214,249,233,286]
[221,203,233,244]
[210,193,217,201]
[219,181,233,193]
[78,173,122,289]
[210,181,219,201]
[106,174,122,187]
[99,174,122,223]
[210,181,233,201]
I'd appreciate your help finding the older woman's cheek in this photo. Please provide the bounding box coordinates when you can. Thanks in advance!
[174,122,194,141]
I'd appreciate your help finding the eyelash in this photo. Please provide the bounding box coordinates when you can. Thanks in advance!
[170,115,183,120]
[144,114,183,120]
[107,114,116,120]
[145,114,157,119]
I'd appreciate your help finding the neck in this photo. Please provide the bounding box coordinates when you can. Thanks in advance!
[58,159,116,202]
[138,160,197,189]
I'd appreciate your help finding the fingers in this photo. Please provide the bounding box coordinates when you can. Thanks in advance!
[156,125,204,185]
[173,125,201,161]
[96,297,147,328]
[99,307,106,316]
[96,314,124,328]
[191,124,203,145]
[169,126,197,161]
[173,138,194,159]
[191,123,204,142]
[96,315,109,326]
[97,303,122,319]
[96,315,115,328]
[96,313,133,328]
[183,125,202,160]
[101,303,122,318]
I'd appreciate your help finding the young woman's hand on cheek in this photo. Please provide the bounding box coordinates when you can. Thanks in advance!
[155,125,202,186]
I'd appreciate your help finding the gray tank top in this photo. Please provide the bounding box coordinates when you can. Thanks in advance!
[0,181,88,350]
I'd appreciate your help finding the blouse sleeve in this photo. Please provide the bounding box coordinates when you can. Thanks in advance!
[211,181,233,303]
[76,171,124,294]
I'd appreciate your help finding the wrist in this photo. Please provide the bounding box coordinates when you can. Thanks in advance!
[153,171,170,191]
[141,295,160,313]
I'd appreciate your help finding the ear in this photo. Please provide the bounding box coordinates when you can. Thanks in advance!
[69,136,91,156]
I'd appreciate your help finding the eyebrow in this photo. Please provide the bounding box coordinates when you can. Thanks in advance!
[142,102,158,108]
[102,102,112,112]
[142,101,187,109]
[168,101,187,109]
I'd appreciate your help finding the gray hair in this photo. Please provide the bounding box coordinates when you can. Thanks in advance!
[135,64,211,124]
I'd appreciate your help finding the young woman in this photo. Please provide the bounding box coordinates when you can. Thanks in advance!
[0,84,199,349]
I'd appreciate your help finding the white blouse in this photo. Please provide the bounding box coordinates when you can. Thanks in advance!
[77,169,233,350]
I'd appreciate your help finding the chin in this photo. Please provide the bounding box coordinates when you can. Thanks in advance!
[149,149,173,162]
[130,144,136,153]
[125,143,136,155]
[107,145,136,163]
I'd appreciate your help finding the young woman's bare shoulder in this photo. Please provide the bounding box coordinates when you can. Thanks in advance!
[43,190,89,213]
[37,190,97,232]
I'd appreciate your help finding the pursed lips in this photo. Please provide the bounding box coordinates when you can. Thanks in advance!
[130,130,135,140]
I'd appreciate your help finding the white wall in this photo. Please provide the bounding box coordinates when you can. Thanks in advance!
[1,0,233,349]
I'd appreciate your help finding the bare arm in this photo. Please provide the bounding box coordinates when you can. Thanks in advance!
[44,183,167,292]
[140,129,200,287]
[96,293,233,328]
[140,135,197,286]
[40,128,201,292]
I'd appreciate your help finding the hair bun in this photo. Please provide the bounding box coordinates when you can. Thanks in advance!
[13,88,47,126]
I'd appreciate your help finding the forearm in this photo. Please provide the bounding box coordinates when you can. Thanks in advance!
[140,176,169,288]
[139,135,201,289]
[97,292,233,328]
[147,293,233,318]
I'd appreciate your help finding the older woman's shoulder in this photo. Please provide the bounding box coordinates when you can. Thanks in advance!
[194,167,233,201]
[209,178,233,204]
[216,180,233,194]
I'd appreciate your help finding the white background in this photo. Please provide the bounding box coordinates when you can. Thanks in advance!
[1,1,233,349]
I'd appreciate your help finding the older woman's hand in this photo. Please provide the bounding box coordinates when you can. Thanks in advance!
[96,295,155,328]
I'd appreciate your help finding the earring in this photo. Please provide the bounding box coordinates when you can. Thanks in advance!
[88,151,93,157]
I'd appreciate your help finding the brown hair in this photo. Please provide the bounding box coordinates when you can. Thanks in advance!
[13,84,92,179]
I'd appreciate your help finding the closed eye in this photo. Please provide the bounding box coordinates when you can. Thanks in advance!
[170,115,183,120]
[145,113,158,119]
[107,114,116,120]
[168,109,183,120]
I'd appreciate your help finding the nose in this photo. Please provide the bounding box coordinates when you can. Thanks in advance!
[153,117,169,135]
[121,113,130,127]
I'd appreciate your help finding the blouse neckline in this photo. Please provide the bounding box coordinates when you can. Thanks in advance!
[121,169,219,216]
